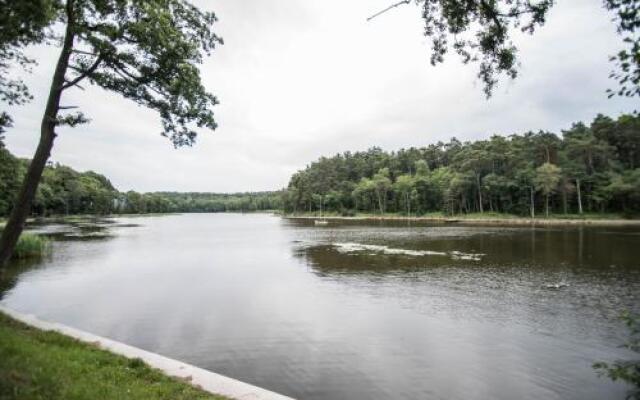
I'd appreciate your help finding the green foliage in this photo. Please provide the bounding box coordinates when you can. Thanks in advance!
[12,234,49,259]
[0,146,23,215]
[0,147,281,217]
[605,0,640,97]
[534,162,562,216]
[119,191,283,214]
[0,0,59,108]
[64,0,223,144]
[418,0,553,97]
[0,112,12,138]
[593,312,640,399]
[283,113,640,217]
[411,0,639,97]
[0,311,227,399]
[2,0,222,142]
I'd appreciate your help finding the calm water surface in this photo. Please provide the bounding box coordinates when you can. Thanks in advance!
[2,213,639,400]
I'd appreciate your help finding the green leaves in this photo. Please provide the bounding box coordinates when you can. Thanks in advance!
[419,0,553,97]
[55,111,90,127]
[61,0,222,146]
[0,112,12,139]
[604,0,640,97]
[0,0,61,109]
[534,162,561,196]
[284,113,640,217]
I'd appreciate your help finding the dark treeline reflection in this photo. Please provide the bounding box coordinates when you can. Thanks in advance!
[291,219,640,273]
[0,259,45,301]
[290,220,640,329]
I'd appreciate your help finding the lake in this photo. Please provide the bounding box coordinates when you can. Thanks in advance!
[1,213,639,400]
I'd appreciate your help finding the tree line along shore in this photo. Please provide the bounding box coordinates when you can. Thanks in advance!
[0,138,282,216]
[281,113,640,219]
[2,113,639,221]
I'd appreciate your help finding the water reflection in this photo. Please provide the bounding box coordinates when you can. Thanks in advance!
[1,214,638,400]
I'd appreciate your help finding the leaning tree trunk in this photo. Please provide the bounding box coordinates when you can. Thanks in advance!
[0,21,74,267]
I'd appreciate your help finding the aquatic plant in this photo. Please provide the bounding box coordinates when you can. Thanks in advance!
[12,234,49,260]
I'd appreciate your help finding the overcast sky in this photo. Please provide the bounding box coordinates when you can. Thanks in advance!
[3,0,638,193]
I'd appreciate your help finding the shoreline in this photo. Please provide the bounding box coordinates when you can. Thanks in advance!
[0,306,294,400]
[283,214,640,227]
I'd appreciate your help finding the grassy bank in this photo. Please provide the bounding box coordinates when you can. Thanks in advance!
[284,211,640,226]
[0,311,227,400]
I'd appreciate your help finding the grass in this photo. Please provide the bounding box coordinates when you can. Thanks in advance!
[12,234,50,260]
[0,312,228,400]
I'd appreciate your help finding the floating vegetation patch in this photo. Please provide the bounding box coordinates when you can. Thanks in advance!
[24,217,140,242]
[111,223,142,228]
[334,242,448,257]
[45,231,114,241]
[450,251,484,261]
[331,242,485,261]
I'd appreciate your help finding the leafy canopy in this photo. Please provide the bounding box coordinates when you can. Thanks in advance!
[0,0,222,147]
[605,0,640,97]
[61,0,223,146]
[418,0,554,96]
[0,0,60,131]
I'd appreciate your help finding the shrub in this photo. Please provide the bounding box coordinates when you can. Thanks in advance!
[341,208,356,217]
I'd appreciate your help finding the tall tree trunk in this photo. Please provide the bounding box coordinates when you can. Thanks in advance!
[576,178,583,214]
[476,173,483,213]
[530,186,535,219]
[405,192,410,217]
[0,18,75,267]
[545,194,549,217]
[383,190,387,214]
[562,179,567,214]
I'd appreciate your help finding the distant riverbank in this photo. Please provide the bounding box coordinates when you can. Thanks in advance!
[283,212,640,226]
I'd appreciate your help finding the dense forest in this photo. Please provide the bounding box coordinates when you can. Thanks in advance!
[0,138,281,216]
[2,113,639,219]
[282,114,640,217]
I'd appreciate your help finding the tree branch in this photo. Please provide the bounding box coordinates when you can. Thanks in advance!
[61,54,103,90]
[367,0,411,22]
[62,79,85,91]
[71,49,98,56]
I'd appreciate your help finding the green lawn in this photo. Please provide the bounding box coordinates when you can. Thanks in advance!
[0,312,228,400]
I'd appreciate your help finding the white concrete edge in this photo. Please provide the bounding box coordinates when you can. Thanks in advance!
[0,306,295,400]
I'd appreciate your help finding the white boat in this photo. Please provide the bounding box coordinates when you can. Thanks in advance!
[314,220,329,226]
